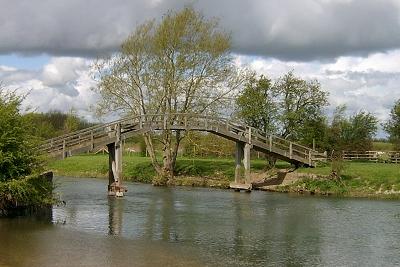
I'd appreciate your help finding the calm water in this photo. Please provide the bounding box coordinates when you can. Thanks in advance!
[0,176,400,267]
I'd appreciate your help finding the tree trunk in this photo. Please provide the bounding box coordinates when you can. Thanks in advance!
[266,154,277,169]
[158,130,183,186]
[144,129,182,186]
[160,130,174,185]
[143,132,161,174]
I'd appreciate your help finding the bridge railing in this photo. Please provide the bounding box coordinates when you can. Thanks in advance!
[40,113,323,165]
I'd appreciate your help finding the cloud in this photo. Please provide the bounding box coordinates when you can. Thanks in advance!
[0,57,99,122]
[1,0,400,60]
[235,50,400,127]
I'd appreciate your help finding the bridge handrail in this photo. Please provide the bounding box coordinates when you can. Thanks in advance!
[40,113,323,165]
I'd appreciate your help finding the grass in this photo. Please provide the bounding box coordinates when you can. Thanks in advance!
[47,154,290,183]
[295,162,400,196]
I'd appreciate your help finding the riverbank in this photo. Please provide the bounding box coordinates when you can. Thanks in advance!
[0,172,55,216]
[47,154,400,199]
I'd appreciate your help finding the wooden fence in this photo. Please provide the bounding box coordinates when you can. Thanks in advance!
[342,151,400,163]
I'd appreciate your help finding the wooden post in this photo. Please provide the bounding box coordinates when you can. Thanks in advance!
[107,142,116,195]
[289,142,293,159]
[90,131,94,150]
[248,127,252,144]
[107,124,124,197]
[243,143,251,185]
[62,139,66,159]
[235,142,244,183]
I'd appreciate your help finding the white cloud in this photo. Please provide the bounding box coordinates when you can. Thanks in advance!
[235,51,400,137]
[0,57,98,122]
[1,50,399,138]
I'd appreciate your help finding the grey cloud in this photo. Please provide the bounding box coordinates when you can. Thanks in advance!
[1,0,400,61]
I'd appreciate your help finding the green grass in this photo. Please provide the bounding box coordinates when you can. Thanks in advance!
[297,162,400,195]
[47,154,290,183]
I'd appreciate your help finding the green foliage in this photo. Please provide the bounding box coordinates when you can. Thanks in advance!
[236,71,329,149]
[326,105,378,152]
[63,110,80,133]
[182,132,234,157]
[0,89,42,181]
[377,152,391,163]
[298,162,400,194]
[372,141,394,151]
[330,154,348,178]
[236,75,278,133]
[275,71,329,141]
[287,178,348,195]
[93,7,244,182]
[24,110,93,139]
[384,99,400,149]
[0,175,55,213]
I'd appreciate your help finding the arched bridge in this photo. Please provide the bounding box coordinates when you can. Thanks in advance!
[40,113,326,195]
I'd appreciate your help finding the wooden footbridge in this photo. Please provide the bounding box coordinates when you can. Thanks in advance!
[40,113,325,196]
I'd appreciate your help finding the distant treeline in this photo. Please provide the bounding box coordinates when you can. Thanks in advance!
[24,110,95,139]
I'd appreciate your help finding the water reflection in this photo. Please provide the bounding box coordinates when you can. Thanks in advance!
[47,177,400,266]
[108,197,124,235]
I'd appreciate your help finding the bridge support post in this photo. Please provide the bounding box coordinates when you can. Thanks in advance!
[244,143,251,184]
[231,141,252,191]
[234,142,244,183]
[107,124,126,197]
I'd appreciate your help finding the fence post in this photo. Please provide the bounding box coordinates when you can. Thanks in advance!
[289,142,293,159]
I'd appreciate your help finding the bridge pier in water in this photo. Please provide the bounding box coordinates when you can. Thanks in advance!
[107,124,126,197]
[232,142,252,191]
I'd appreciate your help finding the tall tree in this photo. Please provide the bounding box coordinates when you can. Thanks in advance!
[384,99,400,149]
[235,71,329,148]
[93,8,243,184]
[236,74,278,133]
[326,105,378,152]
[274,71,329,140]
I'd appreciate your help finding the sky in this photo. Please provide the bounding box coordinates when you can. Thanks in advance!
[1,0,400,136]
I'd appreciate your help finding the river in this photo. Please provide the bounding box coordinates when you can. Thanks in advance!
[0,176,399,266]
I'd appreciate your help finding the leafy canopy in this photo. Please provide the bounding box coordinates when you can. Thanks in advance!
[0,89,42,181]
[384,99,400,149]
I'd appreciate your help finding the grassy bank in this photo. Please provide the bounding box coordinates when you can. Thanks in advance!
[282,162,400,198]
[47,154,281,185]
[47,154,400,198]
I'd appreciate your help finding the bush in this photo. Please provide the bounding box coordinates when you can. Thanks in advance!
[0,89,42,181]
[0,175,55,215]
